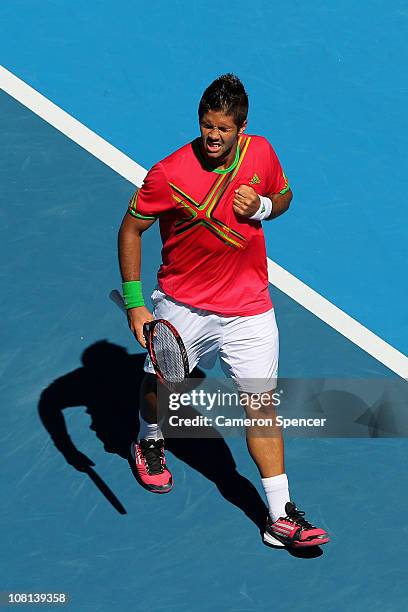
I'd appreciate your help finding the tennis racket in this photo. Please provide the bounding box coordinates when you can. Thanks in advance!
[143,319,189,386]
[109,289,189,386]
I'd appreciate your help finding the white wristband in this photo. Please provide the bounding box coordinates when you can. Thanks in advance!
[250,195,273,221]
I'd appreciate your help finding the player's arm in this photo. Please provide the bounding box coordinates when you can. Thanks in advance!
[118,212,155,347]
[265,188,293,220]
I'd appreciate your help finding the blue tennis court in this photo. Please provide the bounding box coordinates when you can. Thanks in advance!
[1,2,407,610]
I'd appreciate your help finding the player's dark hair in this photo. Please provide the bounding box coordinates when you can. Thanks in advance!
[198,74,248,128]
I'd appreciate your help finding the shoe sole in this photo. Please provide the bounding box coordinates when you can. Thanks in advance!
[264,531,330,548]
[263,532,286,547]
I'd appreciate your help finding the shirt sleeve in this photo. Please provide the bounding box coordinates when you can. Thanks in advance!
[263,140,290,195]
[127,162,173,219]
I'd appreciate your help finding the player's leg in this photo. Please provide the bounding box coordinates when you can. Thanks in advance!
[138,372,163,440]
[217,310,280,471]
[242,391,306,546]
[219,309,330,547]
[129,372,174,493]
[218,309,287,507]
[130,289,221,493]
[243,392,285,477]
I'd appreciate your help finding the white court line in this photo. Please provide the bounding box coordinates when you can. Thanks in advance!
[267,260,408,378]
[2,64,408,379]
[0,66,146,186]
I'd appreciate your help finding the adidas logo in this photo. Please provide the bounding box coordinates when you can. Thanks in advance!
[249,173,261,185]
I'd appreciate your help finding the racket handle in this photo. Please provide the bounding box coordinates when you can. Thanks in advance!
[142,322,151,344]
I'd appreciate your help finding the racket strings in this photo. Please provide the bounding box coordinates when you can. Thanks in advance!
[152,323,186,383]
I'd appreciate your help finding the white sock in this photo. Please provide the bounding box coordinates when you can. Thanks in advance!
[261,473,291,522]
[137,413,163,442]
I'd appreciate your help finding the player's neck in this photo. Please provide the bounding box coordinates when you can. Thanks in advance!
[199,140,240,173]
[214,142,238,171]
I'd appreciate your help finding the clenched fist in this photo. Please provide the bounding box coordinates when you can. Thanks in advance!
[233,184,261,218]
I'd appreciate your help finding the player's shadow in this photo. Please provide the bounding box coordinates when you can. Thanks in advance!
[38,340,268,530]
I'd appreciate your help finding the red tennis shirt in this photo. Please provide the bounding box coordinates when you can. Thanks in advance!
[128,134,289,316]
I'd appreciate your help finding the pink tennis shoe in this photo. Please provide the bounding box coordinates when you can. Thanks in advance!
[264,502,330,548]
[130,439,173,494]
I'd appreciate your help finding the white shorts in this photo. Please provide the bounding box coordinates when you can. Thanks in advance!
[144,289,279,392]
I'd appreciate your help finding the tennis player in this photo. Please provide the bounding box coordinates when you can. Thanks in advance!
[118,74,329,548]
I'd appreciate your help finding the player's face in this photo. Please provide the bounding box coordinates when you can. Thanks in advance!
[199,110,247,168]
